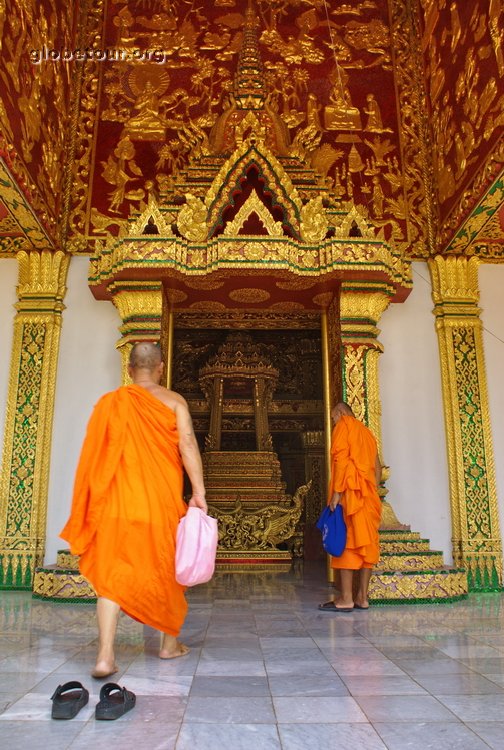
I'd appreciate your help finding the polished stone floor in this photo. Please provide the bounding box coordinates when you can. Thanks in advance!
[1,563,504,749]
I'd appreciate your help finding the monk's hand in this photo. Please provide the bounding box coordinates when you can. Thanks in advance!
[189,493,208,513]
[329,491,341,511]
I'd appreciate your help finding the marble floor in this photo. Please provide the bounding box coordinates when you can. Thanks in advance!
[1,562,504,749]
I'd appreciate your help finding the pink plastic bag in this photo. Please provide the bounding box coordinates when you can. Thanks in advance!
[175,507,218,586]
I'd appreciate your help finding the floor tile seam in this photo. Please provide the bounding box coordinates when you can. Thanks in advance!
[184,645,203,702]
[337,673,430,697]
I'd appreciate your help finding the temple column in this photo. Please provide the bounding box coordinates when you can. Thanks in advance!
[429,256,502,590]
[0,249,69,589]
[254,377,273,450]
[339,283,401,528]
[108,281,163,383]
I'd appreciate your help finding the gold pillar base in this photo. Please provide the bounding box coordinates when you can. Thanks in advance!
[32,551,96,601]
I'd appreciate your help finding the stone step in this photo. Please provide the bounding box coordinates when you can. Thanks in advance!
[369,567,468,603]
[32,564,95,601]
[379,539,432,553]
[32,561,468,604]
[377,550,445,572]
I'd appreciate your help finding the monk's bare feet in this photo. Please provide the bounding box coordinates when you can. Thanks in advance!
[354,598,369,610]
[91,659,118,679]
[159,634,190,660]
[334,597,354,610]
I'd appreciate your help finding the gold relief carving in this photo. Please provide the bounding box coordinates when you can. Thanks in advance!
[109,283,163,383]
[276,279,318,290]
[389,0,436,255]
[205,140,301,233]
[340,288,392,325]
[0,236,28,256]
[342,345,366,423]
[324,67,362,131]
[17,249,69,301]
[176,310,319,329]
[368,571,468,601]
[364,94,393,134]
[101,135,144,213]
[177,194,208,242]
[300,195,328,244]
[165,289,188,304]
[223,190,284,237]
[66,1,105,248]
[0,213,22,235]
[312,293,333,308]
[429,255,502,589]
[208,482,310,552]
[89,209,129,238]
[269,301,305,311]
[429,255,479,305]
[229,288,270,303]
[0,160,53,250]
[32,569,96,601]
[189,300,227,311]
[1,2,73,237]
[185,278,225,290]
[332,205,377,240]
[340,287,388,448]
[109,283,163,321]
[301,431,324,448]
[127,195,174,237]
[88,210,409,291]
[444,170,504,256]
[122,69,170,142]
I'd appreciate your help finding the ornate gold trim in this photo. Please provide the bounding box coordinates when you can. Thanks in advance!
[109,281,163,382]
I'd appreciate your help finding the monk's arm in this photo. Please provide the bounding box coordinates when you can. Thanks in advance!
[329,490,341,511]
[375,453,382,487]
[329,457,341,511]
[175,401,207,512]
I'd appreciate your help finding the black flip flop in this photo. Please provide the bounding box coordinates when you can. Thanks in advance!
[51,681,89,719]
[95,682,136,721]
[318,601,353,612]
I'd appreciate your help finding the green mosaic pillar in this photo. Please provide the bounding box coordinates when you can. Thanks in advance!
[429,255,502,591]
[0,250,69,588]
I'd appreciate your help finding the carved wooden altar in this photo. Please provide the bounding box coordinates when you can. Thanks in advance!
[197,332,308,568]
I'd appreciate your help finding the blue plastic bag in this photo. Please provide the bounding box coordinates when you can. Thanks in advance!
[316,505,347,557]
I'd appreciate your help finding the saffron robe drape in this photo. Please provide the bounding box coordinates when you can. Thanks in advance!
[61,385,188,636]
[328,415,381,570]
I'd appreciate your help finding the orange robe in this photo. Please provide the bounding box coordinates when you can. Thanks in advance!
[60,385,188,636]
[328,415,381,570]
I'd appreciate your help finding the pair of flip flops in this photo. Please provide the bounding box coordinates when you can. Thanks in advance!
[51,681,135,721]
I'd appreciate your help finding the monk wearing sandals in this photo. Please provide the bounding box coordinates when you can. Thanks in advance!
[319,402,382,613]
[61,342,207,678]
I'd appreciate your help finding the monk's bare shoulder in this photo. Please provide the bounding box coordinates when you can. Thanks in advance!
[144,383,187,413]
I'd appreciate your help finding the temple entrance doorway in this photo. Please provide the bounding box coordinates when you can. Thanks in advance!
[169,316,328,566]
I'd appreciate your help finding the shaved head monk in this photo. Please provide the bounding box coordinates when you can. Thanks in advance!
[319,402,382,612]
[61,342,207,678]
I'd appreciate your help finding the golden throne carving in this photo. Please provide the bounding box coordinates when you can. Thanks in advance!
[199,333,309,569]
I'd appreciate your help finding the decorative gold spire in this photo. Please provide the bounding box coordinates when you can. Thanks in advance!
[233,0,267,109]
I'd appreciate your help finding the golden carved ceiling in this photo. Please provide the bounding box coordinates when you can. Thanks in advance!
[0,0,502,260]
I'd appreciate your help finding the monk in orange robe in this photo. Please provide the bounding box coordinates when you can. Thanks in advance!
[61,342,207,678]
[319,402,381,612]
